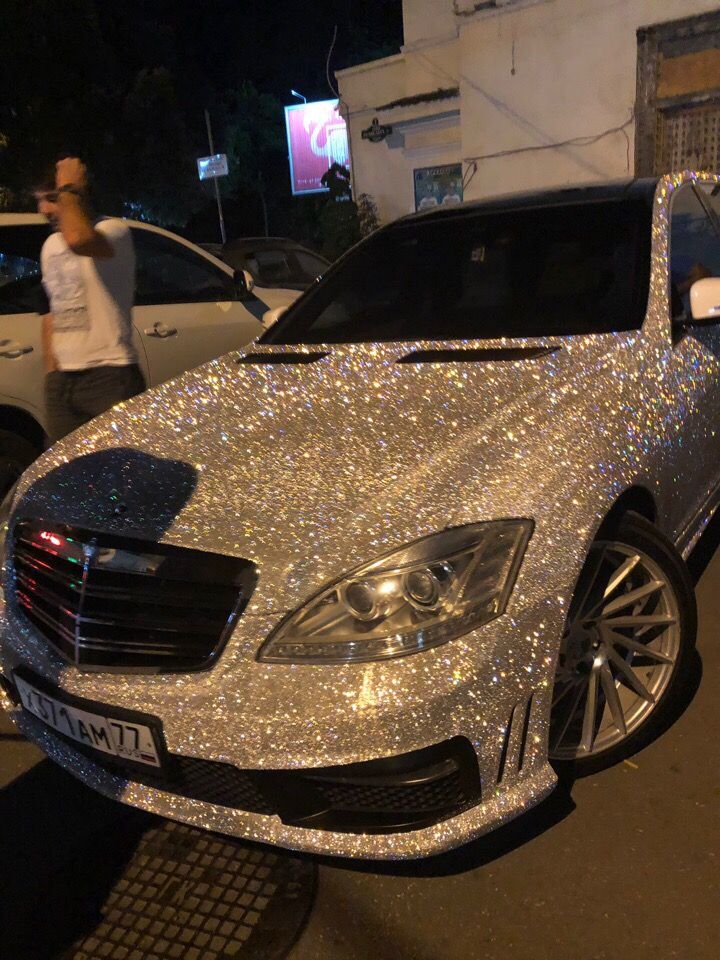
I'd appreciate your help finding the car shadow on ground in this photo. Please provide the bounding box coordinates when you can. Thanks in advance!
[0,760,154,960]
[0,758,318,960]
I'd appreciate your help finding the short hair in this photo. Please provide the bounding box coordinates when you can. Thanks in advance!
[32,165,56,195]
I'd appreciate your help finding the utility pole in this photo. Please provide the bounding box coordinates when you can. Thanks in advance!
[204,108,227,245]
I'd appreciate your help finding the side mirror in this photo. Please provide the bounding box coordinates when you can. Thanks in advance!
[690,277,720,322]
[262,306,287,329]
[242,269,255,293]
[232,268,253,300]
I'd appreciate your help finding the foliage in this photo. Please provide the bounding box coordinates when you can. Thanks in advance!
[222,82,288,236]
[319,199,361,261]
[118,68,201,226]
[317,162,362,259]
[0,0,402,232]
[357,193,380,236]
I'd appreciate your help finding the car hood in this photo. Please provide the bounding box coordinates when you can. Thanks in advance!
[14,333,641,612]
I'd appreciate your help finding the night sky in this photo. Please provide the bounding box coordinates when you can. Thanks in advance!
[0,0,404,238]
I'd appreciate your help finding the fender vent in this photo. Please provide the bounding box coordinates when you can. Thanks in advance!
[497,695,534,782]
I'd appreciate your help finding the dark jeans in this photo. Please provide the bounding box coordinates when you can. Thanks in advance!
[44,364,146,444]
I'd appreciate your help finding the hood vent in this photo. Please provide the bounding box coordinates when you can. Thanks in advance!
[237,351,329,365]
[397,346,559,364]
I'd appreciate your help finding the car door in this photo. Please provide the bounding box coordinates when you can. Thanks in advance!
[0,222,49,421]
[665,181,720,523]
[130,228,264,386]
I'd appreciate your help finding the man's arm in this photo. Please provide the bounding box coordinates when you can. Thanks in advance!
[41,313,58,372]
[55,157,114,259]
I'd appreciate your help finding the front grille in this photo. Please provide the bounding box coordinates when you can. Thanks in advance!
[10,519,256,672]
[131,754,274,813]
[69,741,275,814]
[310,767,467,813]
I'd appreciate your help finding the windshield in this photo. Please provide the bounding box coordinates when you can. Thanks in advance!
[263,197,653,344]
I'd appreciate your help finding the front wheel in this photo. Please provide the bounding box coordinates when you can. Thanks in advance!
[0,431,38,499]
[549,512,697,771]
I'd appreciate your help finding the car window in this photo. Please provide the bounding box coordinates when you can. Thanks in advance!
[244,249,295,285]
[133,229,235,306]
[696,181,720,223]
[294,250,328,282]
[670,184,720,318]
[263,197,653,344]
[227,246,328,287]
[0,224,51,314]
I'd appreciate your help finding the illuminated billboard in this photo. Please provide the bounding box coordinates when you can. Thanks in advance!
[284,99,350,196]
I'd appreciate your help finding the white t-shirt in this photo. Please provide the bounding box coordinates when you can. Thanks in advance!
[41,218,137,371]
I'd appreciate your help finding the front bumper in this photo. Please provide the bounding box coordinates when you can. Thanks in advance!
[0,676,556,859]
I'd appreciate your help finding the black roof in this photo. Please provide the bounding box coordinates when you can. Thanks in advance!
[400,178,660,225]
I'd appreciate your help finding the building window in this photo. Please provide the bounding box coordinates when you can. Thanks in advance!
[656,102,720,173]
[636,11,720,176]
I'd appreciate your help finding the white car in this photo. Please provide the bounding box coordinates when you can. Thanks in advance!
[0,215,302,494]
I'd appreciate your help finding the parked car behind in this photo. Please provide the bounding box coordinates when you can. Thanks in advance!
[217,237,330,310]
[0,215,301,495]
[2,173,719,860]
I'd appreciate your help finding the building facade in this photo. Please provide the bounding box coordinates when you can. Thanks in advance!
[337,0,720,223]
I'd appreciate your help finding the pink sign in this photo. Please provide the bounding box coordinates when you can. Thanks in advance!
[284,99,350,195]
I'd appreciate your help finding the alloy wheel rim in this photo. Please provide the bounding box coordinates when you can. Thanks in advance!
[549,540,681,761]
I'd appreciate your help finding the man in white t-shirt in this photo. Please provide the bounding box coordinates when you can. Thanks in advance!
[39,157,145,442]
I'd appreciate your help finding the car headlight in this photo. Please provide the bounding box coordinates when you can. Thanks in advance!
[258,520,532,664]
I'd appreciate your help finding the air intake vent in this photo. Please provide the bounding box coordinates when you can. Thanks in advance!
[10,520,256,673]
[397,347,559,364]
[237,351,328,365]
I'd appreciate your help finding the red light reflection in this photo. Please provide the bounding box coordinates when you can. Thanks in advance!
[39,531,62,547]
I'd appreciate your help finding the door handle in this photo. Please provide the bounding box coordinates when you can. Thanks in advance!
[0,340,34,358]
[144,322,178,339]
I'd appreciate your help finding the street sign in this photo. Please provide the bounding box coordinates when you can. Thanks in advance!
[361,117,393,143]
[197,153,229,181]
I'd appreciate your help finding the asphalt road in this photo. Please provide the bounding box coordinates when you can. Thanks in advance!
[2,519,719,960]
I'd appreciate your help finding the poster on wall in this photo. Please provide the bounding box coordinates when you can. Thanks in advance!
[414,163,463,211]
[284,99,350,196]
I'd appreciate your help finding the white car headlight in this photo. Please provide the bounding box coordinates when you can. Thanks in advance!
[258,520,532,664]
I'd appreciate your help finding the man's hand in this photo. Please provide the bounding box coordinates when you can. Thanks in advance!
[53,157,114,259]
[56,157,88,192]
[42,314,59,372]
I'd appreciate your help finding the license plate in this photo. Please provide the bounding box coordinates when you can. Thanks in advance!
[14,674,162,767]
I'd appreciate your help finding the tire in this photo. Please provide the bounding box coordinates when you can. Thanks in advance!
[549,511,697,773]
[0,430,39,499]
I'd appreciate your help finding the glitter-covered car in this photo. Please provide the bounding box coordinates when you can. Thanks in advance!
[2,172,720,859]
